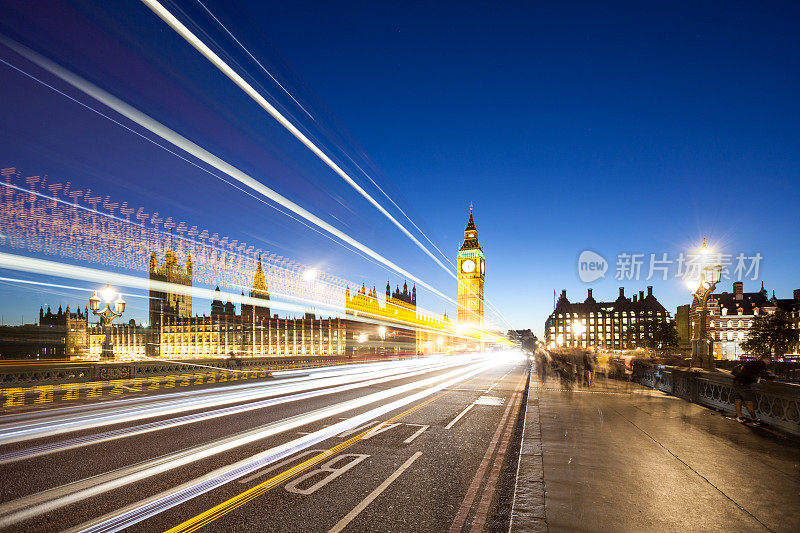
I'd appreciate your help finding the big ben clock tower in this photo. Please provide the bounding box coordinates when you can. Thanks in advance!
[457,204,485,328]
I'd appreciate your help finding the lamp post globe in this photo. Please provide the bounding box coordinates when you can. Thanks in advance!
[687,239,723,370]
[90,283,125,360]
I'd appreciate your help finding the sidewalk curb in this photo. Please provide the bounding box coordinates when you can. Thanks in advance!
[509,365,548,533]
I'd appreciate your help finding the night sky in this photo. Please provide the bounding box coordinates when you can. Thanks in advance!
[0,0,798,335]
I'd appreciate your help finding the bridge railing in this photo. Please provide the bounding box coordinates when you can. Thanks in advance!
[633,364,800,437]
[0,354,405,387]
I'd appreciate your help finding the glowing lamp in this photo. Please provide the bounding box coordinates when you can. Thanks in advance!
[89,291,102,311]
[101,283,115,303]
[707,264,722,284]
[114,295,126,314]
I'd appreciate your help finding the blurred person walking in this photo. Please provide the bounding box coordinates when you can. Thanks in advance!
[731,355,773,424]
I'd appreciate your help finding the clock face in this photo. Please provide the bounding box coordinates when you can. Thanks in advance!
[481,260,485,275]
[461,259,475,273]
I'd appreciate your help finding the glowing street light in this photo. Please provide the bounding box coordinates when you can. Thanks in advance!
[685,239,723,369]
[90,283,126,360]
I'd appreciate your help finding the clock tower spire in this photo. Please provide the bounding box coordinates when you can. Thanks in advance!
[457,204,485,328]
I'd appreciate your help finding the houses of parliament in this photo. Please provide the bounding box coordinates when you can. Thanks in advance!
[0,208,487,360]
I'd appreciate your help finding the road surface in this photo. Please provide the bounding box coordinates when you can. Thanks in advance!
[0,354,528,532]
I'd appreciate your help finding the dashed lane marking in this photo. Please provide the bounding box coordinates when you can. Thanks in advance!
[445,405,474,430]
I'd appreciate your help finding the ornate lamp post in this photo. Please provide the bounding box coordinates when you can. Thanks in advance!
[89,283,126,360]
[686,241,722,369]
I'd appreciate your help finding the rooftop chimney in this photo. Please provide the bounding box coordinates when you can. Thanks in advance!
[632,294,638,302]
[647,286,653,298]
[561,289,567,299]
[619,287,625,298]
[733,281,743,300]
[587,289,593,298]
[639,290,645,301]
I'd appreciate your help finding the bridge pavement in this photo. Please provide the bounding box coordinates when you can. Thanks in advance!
[512,373,800,533]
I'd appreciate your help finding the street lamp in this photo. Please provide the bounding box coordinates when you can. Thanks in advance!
[378,326,387,356]
[685,240,722,369]
[572,320,584,347]
[90,283,126,360]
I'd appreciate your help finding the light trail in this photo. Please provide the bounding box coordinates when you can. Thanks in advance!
[0,358,429,426]
[0,251,486,344]
[0,36,453,305]
[140,0,455,277]
[194,0,455,274]
[138,0,511,329]
[194,0,315,120]
[0,58,392,284]
[0,357,456,442]
[68,358,496,533]
[0,358,494,529]
[0,358,461,459]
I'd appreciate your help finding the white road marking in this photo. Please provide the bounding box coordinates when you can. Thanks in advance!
[238,450,325,484]
[337,421,377,438]
[284,454,369,495]
[445,404,474,430]
[485,369,512,393]
[402,424,429,444]
[328,452,422,533]
[474,395,505,406]
[361,422,402,440]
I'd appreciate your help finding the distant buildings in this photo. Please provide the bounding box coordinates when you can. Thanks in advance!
[544,286,671,350]
[690,281,800,360]
[0,241,455,360]
[0,207,486,360]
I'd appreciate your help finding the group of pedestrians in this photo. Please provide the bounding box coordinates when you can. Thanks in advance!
[533,348,598,389]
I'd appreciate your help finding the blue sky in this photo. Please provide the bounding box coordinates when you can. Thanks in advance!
[0,0,798,335]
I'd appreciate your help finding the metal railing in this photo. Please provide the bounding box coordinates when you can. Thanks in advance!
[633,365,800,436]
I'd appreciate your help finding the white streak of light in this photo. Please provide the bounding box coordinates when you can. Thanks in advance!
[70,359,496,533]
[139,0,455,277]
[0,359,493,529]
[0,35,452,303]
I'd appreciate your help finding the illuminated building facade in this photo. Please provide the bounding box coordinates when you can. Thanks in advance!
[690,281,799,360]
[344,281,452,356]
[149,234,192,329]
[545,287,671,350]
[457,205,485,328]
[2,247,458,360]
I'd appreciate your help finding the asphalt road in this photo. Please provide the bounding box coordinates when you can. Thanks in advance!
[0,354,529,532]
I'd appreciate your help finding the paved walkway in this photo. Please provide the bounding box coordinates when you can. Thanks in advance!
[512,373,800,533]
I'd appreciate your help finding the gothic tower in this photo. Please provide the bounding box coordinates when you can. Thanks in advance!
[149,231,193,328]
[457,204,485,328]
[241,253,271,319]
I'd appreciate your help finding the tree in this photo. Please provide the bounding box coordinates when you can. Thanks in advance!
[741,310,798,358]
[641,320,680,355]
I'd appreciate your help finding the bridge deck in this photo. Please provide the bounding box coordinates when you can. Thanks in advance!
[513,375,800,533]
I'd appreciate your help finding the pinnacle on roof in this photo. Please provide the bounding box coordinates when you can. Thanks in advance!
[465,202,476,232]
